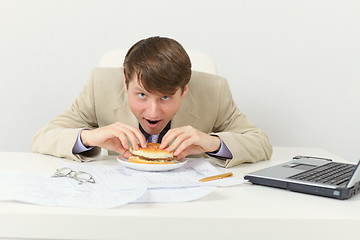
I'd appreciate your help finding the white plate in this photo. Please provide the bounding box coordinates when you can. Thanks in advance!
[117,156,188,172]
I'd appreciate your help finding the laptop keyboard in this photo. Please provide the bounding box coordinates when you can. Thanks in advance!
[288,162,356,186]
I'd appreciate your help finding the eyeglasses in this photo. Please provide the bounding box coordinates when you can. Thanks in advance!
[52,167,95,185]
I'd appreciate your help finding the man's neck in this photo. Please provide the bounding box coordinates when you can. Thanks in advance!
[139,121,171,143]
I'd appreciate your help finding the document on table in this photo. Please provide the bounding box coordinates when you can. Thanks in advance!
[0,173,146,208]
[0,158,245,208]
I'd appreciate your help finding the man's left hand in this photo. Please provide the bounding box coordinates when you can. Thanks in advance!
[160,126,221,160]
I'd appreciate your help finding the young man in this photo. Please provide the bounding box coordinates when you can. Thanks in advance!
[32,36,272,168]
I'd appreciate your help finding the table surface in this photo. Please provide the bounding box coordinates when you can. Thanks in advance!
[0,147,359,240]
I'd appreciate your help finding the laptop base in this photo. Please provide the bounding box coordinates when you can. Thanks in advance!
[245,175,360,200]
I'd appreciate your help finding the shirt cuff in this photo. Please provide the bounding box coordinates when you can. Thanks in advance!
[72,129,94,154]
[206,138,233,159]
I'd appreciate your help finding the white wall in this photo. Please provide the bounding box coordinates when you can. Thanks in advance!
[1,0,359,162]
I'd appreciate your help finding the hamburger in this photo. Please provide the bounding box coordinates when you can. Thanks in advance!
[129,143,178,164]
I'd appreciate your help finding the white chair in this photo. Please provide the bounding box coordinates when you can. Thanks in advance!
[99,48,218,75]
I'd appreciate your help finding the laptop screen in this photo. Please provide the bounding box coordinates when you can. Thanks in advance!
[347,161,360,188]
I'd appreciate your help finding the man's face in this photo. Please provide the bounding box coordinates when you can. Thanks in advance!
[125,76,188,135]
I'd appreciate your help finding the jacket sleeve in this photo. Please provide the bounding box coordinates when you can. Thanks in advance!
[210,77,273,168]
[31,69,101,161]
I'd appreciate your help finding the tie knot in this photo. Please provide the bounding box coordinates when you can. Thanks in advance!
[149,134,159,143]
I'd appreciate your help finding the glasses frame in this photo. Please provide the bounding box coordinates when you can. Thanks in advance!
[52,167,96,185]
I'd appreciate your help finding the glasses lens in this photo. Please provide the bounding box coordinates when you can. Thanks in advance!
[52,168,95,184]
[54,168,73,177]
[74,172,94,183]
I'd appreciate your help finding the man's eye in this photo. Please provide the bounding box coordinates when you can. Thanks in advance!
[161,96,169,101]
[138,93,146,98]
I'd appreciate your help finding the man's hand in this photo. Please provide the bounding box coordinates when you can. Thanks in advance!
[160,126,221,160]
[80,122,146,158]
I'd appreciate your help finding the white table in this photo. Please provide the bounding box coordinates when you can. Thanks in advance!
[0,147,359,240]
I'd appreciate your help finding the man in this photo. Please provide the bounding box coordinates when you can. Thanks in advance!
[32,36,272,168]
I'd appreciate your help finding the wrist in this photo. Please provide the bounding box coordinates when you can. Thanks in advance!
[80,129,92,147]
[208,134,221,153]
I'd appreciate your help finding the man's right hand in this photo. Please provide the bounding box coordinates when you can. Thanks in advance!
[80,122,147,158]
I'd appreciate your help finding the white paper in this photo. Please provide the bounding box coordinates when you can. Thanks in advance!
[187,158,246,186]
[0,173,146,208]
[60,159,217,203]
[60,158,245,201]
[63,163,202,190]
[61,157,236,190]
[0,158,245,208]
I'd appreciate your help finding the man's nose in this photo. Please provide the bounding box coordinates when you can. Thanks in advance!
[147,100,160,117]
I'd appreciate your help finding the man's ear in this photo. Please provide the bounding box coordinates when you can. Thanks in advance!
[123,77,128,92]
[181,85,188,98]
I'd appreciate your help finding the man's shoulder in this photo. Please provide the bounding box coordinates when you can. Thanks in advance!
[91,67,124,79]
[86,68,126,104]
[185,71,231,110]
[191,70,226,81]
[90,67,124,89]
[189,70,228,90]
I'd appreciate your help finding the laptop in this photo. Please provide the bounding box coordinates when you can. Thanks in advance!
[244,156,360,200]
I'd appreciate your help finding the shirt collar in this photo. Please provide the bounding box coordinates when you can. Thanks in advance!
[139,121,171,143]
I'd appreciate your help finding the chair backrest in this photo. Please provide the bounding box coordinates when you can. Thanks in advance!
[99,48,218,75]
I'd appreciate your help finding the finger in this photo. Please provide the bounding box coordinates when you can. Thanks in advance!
[104,137,127,154]
[166,131,193,152]
[113,124,142,150]
[122,149,131,159]
[123,124,147,149]
[120,128,139,150]
[115,131,129,150]
[122,124,147,148]
[112,125,138,150]
[172,138,194,156]
[161,128,189,150]
[175,152,186,160]
[174,146,194,159]
[117,147,131,159]
[135,131,147,149]
[160,128,177,149]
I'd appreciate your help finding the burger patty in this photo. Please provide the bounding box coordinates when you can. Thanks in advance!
[130,153,176,162]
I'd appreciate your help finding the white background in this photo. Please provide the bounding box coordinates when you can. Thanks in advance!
[0,0,359,162]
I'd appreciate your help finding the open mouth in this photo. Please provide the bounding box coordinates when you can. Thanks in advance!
[146,119,160,125]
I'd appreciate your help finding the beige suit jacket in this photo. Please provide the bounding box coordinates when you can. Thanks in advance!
[32,68,272,168]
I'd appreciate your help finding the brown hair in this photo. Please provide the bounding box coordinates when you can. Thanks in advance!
[123,36,192,95]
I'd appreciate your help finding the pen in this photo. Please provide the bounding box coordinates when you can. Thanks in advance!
[199,172,233,182]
